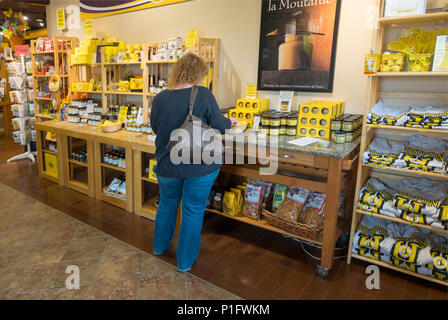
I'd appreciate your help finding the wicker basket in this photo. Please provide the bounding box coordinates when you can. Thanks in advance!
[103,187,126,201]
[261,209,323,236]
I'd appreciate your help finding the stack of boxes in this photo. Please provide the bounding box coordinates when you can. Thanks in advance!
[298,101,345,140]
[121,44,143,63]
[71,40,99,65]
[151,37,184,62]
[228,98,270,129]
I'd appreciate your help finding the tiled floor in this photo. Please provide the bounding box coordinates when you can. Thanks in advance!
[0,183,241,300]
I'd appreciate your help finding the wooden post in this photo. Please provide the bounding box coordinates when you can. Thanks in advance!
[320,157,343,270]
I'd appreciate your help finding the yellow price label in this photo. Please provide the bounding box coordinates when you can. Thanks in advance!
[84,19,93,40]
[118,106,129,123]
[186,29,198,48]
[245,84,257,98]
[57,8,65,30]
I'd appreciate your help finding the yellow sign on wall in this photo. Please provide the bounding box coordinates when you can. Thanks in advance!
[246,84,258,98]
[57,8,65,30]
[186,29,198,48]
[84,19,93,40]
[80,0,189,20]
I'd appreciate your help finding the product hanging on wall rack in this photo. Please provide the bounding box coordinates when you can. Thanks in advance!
[7,54,37,163]
[0,58,12,136]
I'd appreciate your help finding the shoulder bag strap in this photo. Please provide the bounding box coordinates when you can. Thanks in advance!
[187,86,199,120]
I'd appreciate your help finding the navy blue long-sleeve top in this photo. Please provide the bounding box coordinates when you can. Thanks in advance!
[150,86,232,179]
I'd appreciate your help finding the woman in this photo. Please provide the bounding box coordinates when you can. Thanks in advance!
[150,52,237,272]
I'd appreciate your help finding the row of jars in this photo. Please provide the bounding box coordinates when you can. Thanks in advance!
[259,112,299,136]
[104,151,126,168]
[259,125,298,136]
[71,150,88,163]
[332,128,362,144]
[331,114,363,132]
[126,123,153,134]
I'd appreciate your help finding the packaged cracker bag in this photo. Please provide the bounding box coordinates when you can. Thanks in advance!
[275,187,311,223]
[272,184,288,213]
[298,192,326,228]
[243,184,264,221]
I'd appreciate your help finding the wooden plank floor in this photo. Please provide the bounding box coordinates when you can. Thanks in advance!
[0,136,447,300]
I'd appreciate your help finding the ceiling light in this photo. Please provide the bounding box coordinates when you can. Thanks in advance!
[40,22,44,27]
[36,19,44,22]
[24,16,28,21]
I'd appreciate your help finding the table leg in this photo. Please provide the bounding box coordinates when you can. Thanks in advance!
[320,157,343,276]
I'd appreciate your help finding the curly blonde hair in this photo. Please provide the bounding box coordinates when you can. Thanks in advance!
[168,52,208,89]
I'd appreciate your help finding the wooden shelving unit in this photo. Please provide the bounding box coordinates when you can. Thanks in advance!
[347,0,448,287]
[35,129,64,185]
[31,36,78,120]
[69,38,220,126]
[0,60,12,136]
[62,136,95,197]
[94,139,134,212]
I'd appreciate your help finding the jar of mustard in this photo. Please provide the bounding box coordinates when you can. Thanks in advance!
[288,114,299,126]
[287,126,298,136]
[333,131,346,144]
[343,118,355,132]
[280,125,286,135]
[280,113,288,126]
[261,113,271,126]
[270,114,281,128]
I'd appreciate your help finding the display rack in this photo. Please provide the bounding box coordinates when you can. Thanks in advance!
[7,54,37,163]
[31,36,78,119]
[69,37,220,125]
[0,59,12,136]
[347,0,448,287]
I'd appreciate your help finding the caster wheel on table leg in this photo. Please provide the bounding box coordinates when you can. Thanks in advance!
[317,264,329,279]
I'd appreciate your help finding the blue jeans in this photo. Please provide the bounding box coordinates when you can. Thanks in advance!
[153,169,219,272]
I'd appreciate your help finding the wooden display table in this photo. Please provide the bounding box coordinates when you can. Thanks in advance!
[35,121,134,212]
[34,121,360,278]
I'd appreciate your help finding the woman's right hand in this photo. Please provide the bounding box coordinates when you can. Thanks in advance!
[230,118,239,127]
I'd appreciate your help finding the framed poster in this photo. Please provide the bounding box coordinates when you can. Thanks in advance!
[257,0,341,93]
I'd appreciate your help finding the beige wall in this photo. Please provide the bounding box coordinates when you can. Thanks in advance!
[47,0,377,114]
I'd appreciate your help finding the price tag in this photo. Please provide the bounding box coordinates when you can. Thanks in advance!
[57,8,66,30]
[186,29,198,48]
[84,19,93,40]
[118,106,128,123]
[15,45,30,57]
[278,91,294,112]
[136,108,144,126]
[245,84,257,99]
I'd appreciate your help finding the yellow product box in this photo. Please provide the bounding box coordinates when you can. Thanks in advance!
[79,46,90,55]
[149,159,158,182]
[299,101,345,123]
[380,53,405,72]
[44,153,58,177]
[130,77,143,91]
[73,82,89,91]
[297,126,331,140]
[407,53,433,72]
[71,54,79,65]
[236,98,270,113]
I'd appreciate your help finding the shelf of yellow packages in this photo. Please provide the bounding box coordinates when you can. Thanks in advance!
[103,43,144,95]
